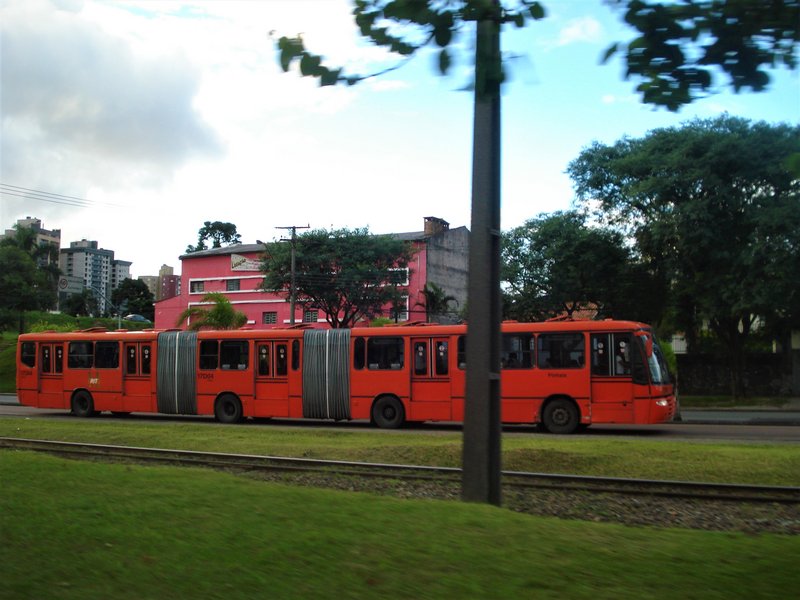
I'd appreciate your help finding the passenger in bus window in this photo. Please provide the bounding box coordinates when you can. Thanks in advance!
[615,341,630,375]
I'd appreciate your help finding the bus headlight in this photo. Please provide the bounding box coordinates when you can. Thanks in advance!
[656,399,668,407]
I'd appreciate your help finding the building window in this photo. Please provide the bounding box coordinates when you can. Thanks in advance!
[190,280,204,293]
[262,312,277,325]
[303,310,319,323]
[395,296,409,322]
[226,279,240,292]
[387,267,409,286]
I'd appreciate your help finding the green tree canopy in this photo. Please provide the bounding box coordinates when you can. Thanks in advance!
[175,292,248,331]
[416,282,459,323]
[0,225,59,331]
[604,0,799,110]
[568,115,800,396]
[185,221,242,254]
[276,0,797,109]
[61,289,99,318]
[501,211,664,323]
[111,278,156,321]
[261,227,413,328]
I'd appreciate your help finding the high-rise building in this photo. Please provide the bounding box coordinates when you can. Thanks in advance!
[59,239,131,314]
[1,216,61,266]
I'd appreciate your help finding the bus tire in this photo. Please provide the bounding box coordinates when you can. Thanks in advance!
[372,396,405,429]
[215,394,243,424]
[542,398,580,434]
[71,391,97,418]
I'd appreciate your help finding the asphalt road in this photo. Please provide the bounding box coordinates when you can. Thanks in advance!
[1,396,799,442]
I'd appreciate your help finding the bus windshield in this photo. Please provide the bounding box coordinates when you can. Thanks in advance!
[638,332,671,385]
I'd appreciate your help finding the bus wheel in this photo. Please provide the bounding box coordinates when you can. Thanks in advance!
[215,394,243,424]
[71,391,97,418]
[542,399,579,434]
[372,396,405,429]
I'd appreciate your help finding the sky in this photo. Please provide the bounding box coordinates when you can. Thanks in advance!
[2,0,798,278]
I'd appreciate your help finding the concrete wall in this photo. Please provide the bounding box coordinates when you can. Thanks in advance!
[424,226,469,324]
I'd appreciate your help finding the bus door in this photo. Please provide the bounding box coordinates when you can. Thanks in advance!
[123,342,153,412]
[38,343,65,408]
[590,333,634,423]
[410,337,451,421]
[254,341,289,417]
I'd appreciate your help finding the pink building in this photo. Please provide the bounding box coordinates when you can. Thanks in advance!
[155,217,469,330]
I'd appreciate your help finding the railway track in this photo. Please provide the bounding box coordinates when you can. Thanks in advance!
[2,436,799,504]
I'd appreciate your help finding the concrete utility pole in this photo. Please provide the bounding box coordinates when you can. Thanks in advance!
[276,225,309,324]
[462,3,503,506]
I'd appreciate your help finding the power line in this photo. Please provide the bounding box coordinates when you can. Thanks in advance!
[0,182,124,209]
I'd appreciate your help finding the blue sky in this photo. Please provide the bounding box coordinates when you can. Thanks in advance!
[2,0,798,277]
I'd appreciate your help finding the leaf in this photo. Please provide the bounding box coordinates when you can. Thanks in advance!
[434,23,452,47]
[601,42,619,65]
[300,53,322,77]
[438,48,451,75]
[529,2,546,20]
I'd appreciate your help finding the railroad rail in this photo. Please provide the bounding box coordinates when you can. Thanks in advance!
[2,437,799,504]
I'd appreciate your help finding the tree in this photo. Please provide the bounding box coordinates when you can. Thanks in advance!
[501,211,664,322]
[111,278,156,321]
[261,227,413,329]
[0,230,58,332]
[175,292,248,330]
[61,289,99,318]
[416,282,459,323]
[185,221,242,254]
[568,116,800,397]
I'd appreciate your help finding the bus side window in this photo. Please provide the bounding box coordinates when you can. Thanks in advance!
[21,342,36,368]
[126,346,138,375]
[220,341,248,370]
[538,333,584,369]
[141,345,151,375]
[55,346,63,373]
[457,336,466,370]
[435,341,448,375]
[367,337,404,370]
[199,340,219,370]
[501,334,533,369]
[95,342,120,369]
[258,344,270,376]
[353,338,365,370]
[414,342,427,376]
[40,346,52,373]
[292,340,300,371]
[591,334,611,376]
[276,344,288,376]
[613,334,631,375]
[68,341,94,369]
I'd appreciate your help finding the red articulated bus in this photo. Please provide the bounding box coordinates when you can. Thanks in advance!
[16,320,676,433]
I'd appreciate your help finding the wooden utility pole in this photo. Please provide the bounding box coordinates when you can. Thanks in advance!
[462,3,503,506]
[276,224,309,324]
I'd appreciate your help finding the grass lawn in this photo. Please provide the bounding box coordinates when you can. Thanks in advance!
[1,451,798,600]
[1,418,799,486]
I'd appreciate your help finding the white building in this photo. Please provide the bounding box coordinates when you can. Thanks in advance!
[59,239,131,314]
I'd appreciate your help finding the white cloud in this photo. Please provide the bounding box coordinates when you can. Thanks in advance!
[557,17,603,47]
[1,0,222,192]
